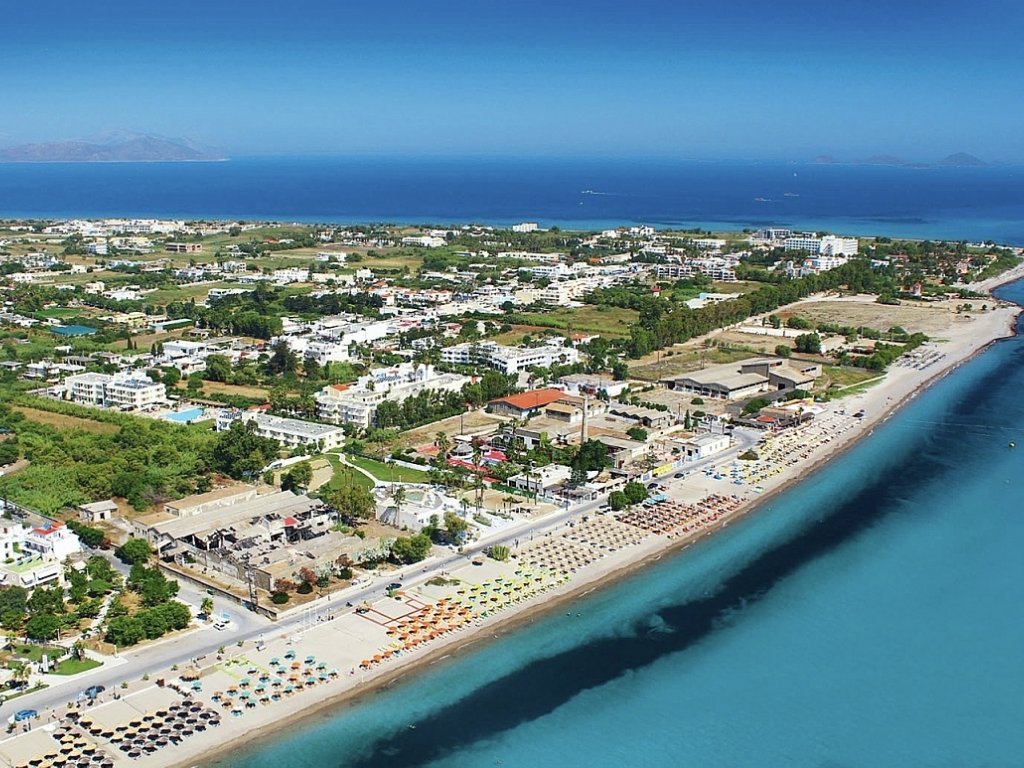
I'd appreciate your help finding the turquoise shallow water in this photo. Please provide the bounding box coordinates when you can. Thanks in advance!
[217,283,1024,768]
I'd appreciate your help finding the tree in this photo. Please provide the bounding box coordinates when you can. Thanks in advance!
[162,367,181,387]
[626,426,648,442]
[281,461,313,493]
[611,360,629,381]
[391,534,432,564]
[741,397,771,416]
[321,482,376,523]
[608,491,629,511]
[623,481,648,505]
[774,344,791,358]
[204,354,232,383]
[26,612,60,641]
[115,538,152,565]
[571,440,609,474]
[794,333,822,354]
[267,340,298,375]
[444,511,469,542]
[208,420,280,479]
[28,585,65,615]
[105,616,145,646]
[200,596,214,619]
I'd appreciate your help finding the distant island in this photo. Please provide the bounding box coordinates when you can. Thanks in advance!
[0,133,226,163]
[837,152,989,168]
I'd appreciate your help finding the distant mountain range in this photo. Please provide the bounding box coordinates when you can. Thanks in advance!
[812,152,988,168]
[0,133,226,162]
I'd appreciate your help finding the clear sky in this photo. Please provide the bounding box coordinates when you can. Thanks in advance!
[5,0,1023,161]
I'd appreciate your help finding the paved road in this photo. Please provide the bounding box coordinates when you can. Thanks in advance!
[9,428,760,719]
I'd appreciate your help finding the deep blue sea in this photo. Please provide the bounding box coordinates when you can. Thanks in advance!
[1,157,1023,243]
[214,280,1024,768]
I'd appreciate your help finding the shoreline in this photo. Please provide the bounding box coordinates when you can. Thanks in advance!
[180,293,1024,767]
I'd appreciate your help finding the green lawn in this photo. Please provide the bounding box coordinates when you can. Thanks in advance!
[517,305,639,338]
[10,644,64,663]
[831,376,885,398]
[346,454,431,484]
[52,657,103,675]
[323,454,375,491]
[823,365,883,388]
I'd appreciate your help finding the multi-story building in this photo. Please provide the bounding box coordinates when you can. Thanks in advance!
[441,340,579,375]
[217,411,346,451]
[315,363,469,429]
[64,372,167,411]
[23,521,82,561]
[105,376,168,411]
[66,372,109,406]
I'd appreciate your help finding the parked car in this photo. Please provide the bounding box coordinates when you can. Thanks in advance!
[387,582,403,592]
[10,709,37,723]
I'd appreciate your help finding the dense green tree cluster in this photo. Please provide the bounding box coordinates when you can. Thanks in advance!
[208,420,281,479]
[104,602,190,646]
[114,537,152,565]
[390,534,433,564]
[127,563,180,607]
[0,400,214,513]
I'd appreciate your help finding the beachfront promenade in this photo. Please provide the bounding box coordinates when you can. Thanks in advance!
[1,299,1017,768]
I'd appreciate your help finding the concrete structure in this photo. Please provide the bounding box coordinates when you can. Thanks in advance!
[24,521,81,561]
[133,491,367,592]
[682,433,730,459]
[662,358,821,400]
[315,364,469,429]
[218,411,346,451]
[77,500,118,523]
[162,486,258,518]
[507,463,572,494]
[489,389,567,419]
[64,372,167,411]
[442,341,579,375]
[165,242,203,253]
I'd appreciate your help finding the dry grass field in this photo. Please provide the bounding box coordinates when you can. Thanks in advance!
[13,406,119,434]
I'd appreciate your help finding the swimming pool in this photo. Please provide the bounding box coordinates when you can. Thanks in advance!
[164,407,205,423]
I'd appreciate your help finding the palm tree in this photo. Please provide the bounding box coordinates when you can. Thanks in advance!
[391,485,407,525]
[435,431,450,464]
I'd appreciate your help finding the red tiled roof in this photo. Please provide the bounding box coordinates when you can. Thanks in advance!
[32,522,64,536]
[282,516,297,526]
[489,389,565,410]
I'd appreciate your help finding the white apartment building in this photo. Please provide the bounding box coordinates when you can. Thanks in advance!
[218,411,346,451]
[783,234,858,256]
[401,235,446,248]
[655,260,738,282]
[512,222,539,233]
[315,363,469,429]
[441,340,579,375]
[819,235,858,257]
[24,521,82,561]
[64,372,167,411]
[105,377,168,411]
[66,372,109,406]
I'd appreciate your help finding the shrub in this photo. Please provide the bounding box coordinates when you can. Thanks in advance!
[271,592,290,605]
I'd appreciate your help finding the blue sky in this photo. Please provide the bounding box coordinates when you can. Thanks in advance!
[4,0,1023,160]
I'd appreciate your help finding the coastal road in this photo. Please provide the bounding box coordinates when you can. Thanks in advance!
[11,428,760,719]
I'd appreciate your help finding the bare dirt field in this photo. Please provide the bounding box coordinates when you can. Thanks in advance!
[176,380,271,400]
[783,296,968,336]
[398,410,505,450]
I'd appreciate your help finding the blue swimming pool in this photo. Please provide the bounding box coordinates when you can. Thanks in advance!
[164,407,205,423]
